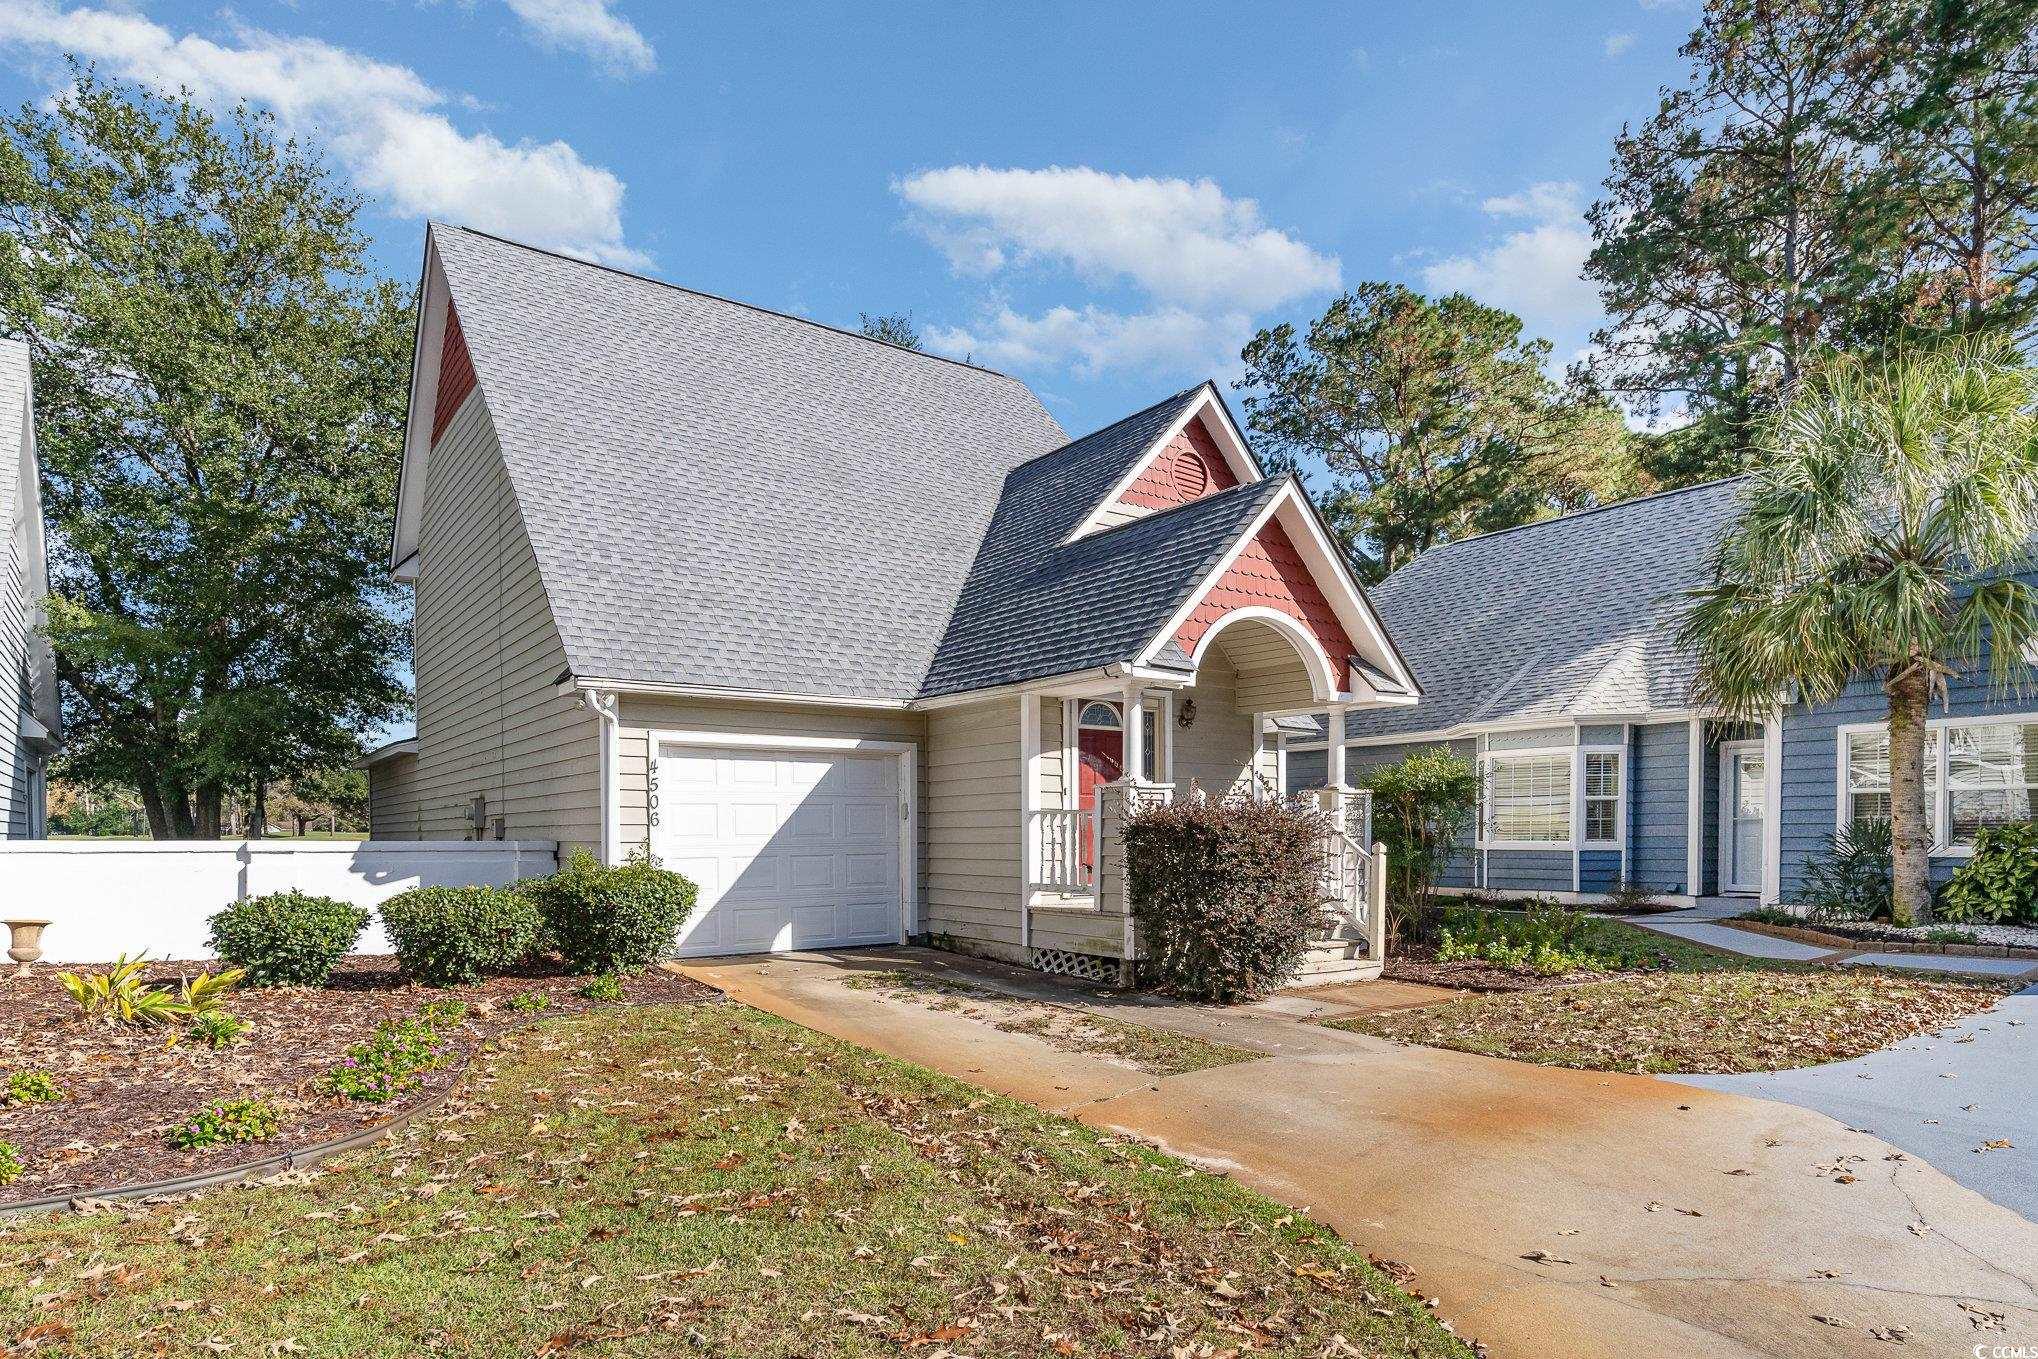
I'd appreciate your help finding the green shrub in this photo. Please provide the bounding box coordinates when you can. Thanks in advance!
[207,891,369,986]
[1360,750,1479,946]
[1124,796,1330,1003]
[507,990,550,1013]
[0,1141,20,1185]
[1939,823,2038,924]
[1433,906,1666,976]
[522,850,698,975]
[418,999,468,1027]
[58,956,243,1026]
[186,1011,246,1049]
[3,1071,62,1106]
[579,974,624,1002]
[1793,821,1894,922]
[168,1097,280,1150]
[326,1016,448,1103]
[379,885,544,985]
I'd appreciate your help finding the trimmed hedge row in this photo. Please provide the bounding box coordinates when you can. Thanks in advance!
[205,851,699,988]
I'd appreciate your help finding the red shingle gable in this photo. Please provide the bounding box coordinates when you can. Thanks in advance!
[1117,419,1238,514]
[1174,517,1355,670]
[431,302,476,445]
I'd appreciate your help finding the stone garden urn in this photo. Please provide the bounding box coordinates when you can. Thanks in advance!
[4,919,50,977]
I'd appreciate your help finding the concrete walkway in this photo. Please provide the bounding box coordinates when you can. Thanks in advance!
[1625,904,2038,1217]
[1676,986,2038,1221]
[1626,899,2038,977]
[681,947,2038,1359]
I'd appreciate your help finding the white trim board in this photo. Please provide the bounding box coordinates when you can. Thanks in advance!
[1063,384,1261,544]
[1133,479,1418,705]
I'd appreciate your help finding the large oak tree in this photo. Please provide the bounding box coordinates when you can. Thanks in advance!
[0,76,413,838]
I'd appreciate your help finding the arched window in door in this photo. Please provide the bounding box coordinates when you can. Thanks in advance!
[1078,702,1121,730]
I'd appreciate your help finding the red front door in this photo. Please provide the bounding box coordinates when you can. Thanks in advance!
[1077,727,1123,880]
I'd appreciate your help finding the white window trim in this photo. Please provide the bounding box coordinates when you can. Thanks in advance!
[1579,746,1626,849]
[1834,711,2038,857]
[1479,743,1578,851]
[1284,718,1628,853]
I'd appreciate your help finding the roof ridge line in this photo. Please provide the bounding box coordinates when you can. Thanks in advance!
[1404,472,1754,567]
[431,221,1036,388]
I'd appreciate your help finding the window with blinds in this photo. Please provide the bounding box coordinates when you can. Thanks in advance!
[1584,751,1621,843]
[1485,752,1571,843]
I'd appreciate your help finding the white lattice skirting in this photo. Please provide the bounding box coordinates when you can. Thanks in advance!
[1029,947,1123,987]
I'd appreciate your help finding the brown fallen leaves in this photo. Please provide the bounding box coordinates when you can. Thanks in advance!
[1346,969,2014,1074]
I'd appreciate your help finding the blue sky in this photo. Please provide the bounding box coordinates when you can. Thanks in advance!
[0,1,1702,440]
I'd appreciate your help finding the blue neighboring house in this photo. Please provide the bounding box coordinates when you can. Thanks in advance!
[1283,476,2038,905]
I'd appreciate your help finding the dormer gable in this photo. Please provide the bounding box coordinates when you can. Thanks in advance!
[1064,383,1261,542]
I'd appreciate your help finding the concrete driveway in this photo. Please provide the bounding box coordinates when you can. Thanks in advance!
[681,947,2038,1359]
[1676,984,2038,1220]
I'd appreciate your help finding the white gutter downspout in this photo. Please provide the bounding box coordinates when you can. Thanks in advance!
[581,688,621,865]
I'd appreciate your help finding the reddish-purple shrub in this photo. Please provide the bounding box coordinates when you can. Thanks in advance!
[1123,796,1330,1002]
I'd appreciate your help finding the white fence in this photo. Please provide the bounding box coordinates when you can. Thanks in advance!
[0,840,558,963]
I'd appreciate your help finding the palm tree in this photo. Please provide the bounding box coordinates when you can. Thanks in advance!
[1679,340,2038,924]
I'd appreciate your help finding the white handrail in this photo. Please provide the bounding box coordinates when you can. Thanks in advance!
[1031,808,1095,891]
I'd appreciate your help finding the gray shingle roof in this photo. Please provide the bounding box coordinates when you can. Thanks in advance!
[922,474,1289,697]
[1343,476,1751,740]
[432,225,1070,701]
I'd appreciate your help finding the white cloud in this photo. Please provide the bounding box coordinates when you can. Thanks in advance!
[499,0,654,77]
[895,165,1339,376]
[0,2,646,266]
[1604,32,1636,57]
[1422,180,1602,354]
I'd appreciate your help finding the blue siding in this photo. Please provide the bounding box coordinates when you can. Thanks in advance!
[1778,617,2038,900]
[1284,748,1326,794]
[1629,721,1691,893]
[1484,849,1572,893]
[1579,849,1623,893]
[1288,739,1476,888]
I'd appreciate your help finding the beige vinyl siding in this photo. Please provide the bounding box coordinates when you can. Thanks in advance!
[924,696,1026,963]
[1171,645,1260,801]
[1089,500,1149,532]
[1040,698,1067,811]
[408,391,599,852]
[1227,620,1321,714]
[616,697,925,861]
[0,348,35,838]
[367,753,424,839]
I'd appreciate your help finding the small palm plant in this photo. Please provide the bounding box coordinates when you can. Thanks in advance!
[1680,340,2038,925]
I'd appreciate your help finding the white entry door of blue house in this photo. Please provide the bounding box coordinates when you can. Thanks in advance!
[1719,742,1766,896]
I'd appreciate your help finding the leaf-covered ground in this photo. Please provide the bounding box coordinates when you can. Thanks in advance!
[1381,912,1777,994]
[1,1003,1473,1358]
[0,959,712,1204]
[840,970,1259,1075]
[1341,968,2015,1073]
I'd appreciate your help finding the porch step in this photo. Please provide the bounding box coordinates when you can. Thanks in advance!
[1282,939,1383,988]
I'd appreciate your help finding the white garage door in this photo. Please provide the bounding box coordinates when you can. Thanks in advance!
[654,746,903,957]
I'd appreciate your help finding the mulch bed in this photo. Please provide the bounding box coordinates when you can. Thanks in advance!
[0,956,716,1206]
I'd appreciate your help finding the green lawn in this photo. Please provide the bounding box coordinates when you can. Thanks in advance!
[1347,914,2015,1073]
[2,1003,1469,1358]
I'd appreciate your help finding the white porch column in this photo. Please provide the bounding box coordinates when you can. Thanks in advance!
[1019,692,1040,947]
[1685,717,1705,898]
[1324,705,1348,788]
[1122,682,1147,782]
[1761,711,1784,905]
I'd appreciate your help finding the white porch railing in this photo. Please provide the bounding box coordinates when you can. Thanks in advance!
[1314,788,1387,959]
[1030,807,1096,892]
